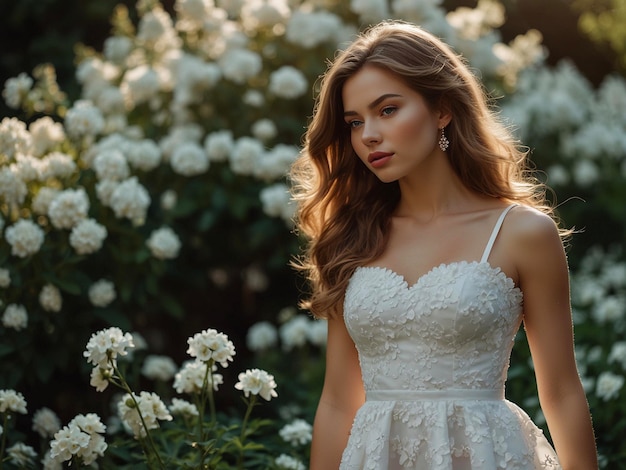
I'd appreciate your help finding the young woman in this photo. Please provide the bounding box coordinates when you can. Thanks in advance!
[290,20,597,470]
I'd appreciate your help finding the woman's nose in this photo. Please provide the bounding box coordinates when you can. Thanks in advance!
[361,121,381,145]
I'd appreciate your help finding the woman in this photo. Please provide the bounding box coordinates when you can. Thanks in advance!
[290,20,597,470]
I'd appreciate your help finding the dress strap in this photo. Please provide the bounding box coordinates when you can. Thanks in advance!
[480,204,518,263]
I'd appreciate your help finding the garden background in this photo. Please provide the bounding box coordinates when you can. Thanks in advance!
[0,0,625,468]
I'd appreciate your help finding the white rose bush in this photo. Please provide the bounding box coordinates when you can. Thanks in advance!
[0,0,625,467]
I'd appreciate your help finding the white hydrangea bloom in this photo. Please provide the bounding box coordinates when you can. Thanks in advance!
[93,149,130,181]
[171,54,221,106]
[252,119,277,142]
[204,130,234,162]
[241,0,290,31]
[84,326,134,368]
[6,442,37,468]
[158,124,204,162]
[350,0,389,23]
[546,164,569,186]
[174,359,223,394]
[29,116,66,157]
[260,183,294,221]
[0,117,32,161]
[125,139,162,171]
[0,167,28,207]
[186,328,236,367]
[0,268,10,288]
[95,179,119,207]
[39,284,63,313]
[49,413,107,466]
[242,89,265,107]
[12,154,43,181]
[136,6,181,55]
[234,368,278,401]
[279,315,311,351]
[218,49,263,85]
[121,65,162,107]
[88,280,117,308]
[175,0,217,32]
[0,389,28,413]
[169,398,199,417]
[285,10,342,49]
[160,189,177,210]
[109,176,151,224]
[48,187,90,229]
[40,152,77,180]
[275,454,305,470]
[146,227,182,259]
[170,142,209,176]
[69,218,107,255]
[103,36,133,64]
[572,159,600,187]
[596,371,624,401]
[64,100,105,140]
[279,418,313,446]
[117,391,172,438]
[268,66,308,99]
[5,219,45,258]
[246,321,278,352]
[141,355,178,381]
[32,407,62,439]
[230,136,264,175]
[609,342,626,370]
[2,73,33,109]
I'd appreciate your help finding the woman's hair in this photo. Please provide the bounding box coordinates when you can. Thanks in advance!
[290,20,557,319]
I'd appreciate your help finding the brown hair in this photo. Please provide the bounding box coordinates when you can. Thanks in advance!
[290,20,556,319]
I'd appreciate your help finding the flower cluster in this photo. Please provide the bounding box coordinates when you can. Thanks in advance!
[49,413,107,466]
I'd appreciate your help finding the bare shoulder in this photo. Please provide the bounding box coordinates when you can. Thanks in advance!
[504,205,561,244]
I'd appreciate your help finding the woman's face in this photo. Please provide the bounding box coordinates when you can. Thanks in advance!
[342,64,445,183]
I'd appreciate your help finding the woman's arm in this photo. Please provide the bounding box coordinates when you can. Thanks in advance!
[513,208,598,470]
[310,314,365,470]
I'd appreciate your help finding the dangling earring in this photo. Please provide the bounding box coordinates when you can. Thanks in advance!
[438,126,449,152]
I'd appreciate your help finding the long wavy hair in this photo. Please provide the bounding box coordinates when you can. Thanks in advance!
[290,20,556,319]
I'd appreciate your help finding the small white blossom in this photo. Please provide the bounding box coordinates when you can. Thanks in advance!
[48,188,90,229]
[32,187,60,215]
[204,130,234,162]
[12,153,43,181]
[0,167,28,206]
[244,265,269,292]
[70,218,107,255]
[242,90,264,107]
[252,119,277,142]
[49,413,107,466]
[592,295,625,323]
[146,226,182,260]
[0,268,10,288]
[234,368,278,401]
[241,0,290,31]
[609,342,626,370]
[186,329,236,367]
[246,321,278,352]
[142,355,178,381]
[0,389,28,413]
[117,391,172,438]
[170,142,209,176]
[219,49,263,85]
[0,117,32,160]
[285,10,342,49]
[3,73,33,109]
[174,360,223,394]
[95,179,119,207]
[260,183,295,221]
[125,139,162,171]
[29,116,66,157]
[7,442,37,467]
[279,418,313,446]
[64,100,105,140]
[121,65,161,107]
[93,149,130,181]
[110,176,151,224]
[307,319,328,347]
[88,280,117,308]
[39,284,63,312]
[84,327,134,369]
[1,304,28,331]
[40,152,76,180]
[169,398,199,417]
[103,36,133,64]
[160,190,177,210]
[268,66,308,99]
[275,454,306,470]
[279,315,311,351]
[90,366,114,392]
[32,407,62,438]
[596,371,624,401]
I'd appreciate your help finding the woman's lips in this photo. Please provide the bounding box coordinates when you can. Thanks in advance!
[368,151,393,168]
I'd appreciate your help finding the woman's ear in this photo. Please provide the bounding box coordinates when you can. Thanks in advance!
[437,102,452,128]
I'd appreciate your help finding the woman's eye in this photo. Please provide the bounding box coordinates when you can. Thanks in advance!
[381,106,397,116]
[348,120,363,128]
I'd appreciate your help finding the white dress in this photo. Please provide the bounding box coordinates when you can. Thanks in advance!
[340,205,561,469]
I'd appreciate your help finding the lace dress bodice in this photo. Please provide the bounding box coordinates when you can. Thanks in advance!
[339,205,562,469]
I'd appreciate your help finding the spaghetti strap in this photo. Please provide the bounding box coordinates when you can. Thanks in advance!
[480,204,518,263]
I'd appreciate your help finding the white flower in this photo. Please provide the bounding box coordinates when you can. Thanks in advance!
[269,66,308,99]
[285,10,342,49]
[244,265,269,292]
[40,152,76,180]
[252,119,277,142]
[219,49,263,84]
[95,179,119,206]
[29,116,66,157]
[160,190,177,210]
[254,144,298,181]
[260,183,295,221]
[246,321,278,352]
[6,442,37,467]
[592,295,625,323]
[49,414,107,465]
[88,280,117,308]
[572,159,600,187]
[0,268,10,288]
[0,389,28,413]
[204,130,234,162]
[229,137,264,175]
[117,391,172,438]
[2,73,33,109]
[141,355,178,381]
[1,304,28,331]
[350,0,389,23]
[0,117,32,160]
[64,100,105,140]
[169,398,199,417]
[595,371,624,401]
[242,89,264,107]
[0,167,27,207]
[279,315,311,351]
[32,407,62,438]
[608,342,626,370]
[241,0,290,30]
[186,328,236,367]
[12,153,43,181]
[174,360,223,394]
[32,186,61,216]
[39,284,63,312]
[84,326,134,368]
[146,226,182,260]
[103,35,133,63]
[110,176,151,224]
[90,366,114,392]
[279,418,313,446]
[125,139,162,171]
[234,368,278,401]
[170,142,209,176]
[93,149,130,181]
[121,65,161,106]
[70,218,107,255]
[4,219,44,258]
[48,188,90,229]
[275,453,305,470]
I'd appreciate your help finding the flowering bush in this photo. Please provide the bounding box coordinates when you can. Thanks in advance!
[0,0,625,467]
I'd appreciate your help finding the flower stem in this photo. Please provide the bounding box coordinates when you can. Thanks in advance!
[236,395,257,469]
[0,413,8,470]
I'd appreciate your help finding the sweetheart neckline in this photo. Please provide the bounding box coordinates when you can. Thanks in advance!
[354,260,520,292]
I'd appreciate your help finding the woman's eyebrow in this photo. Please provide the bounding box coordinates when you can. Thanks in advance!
[343,93,402,117]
